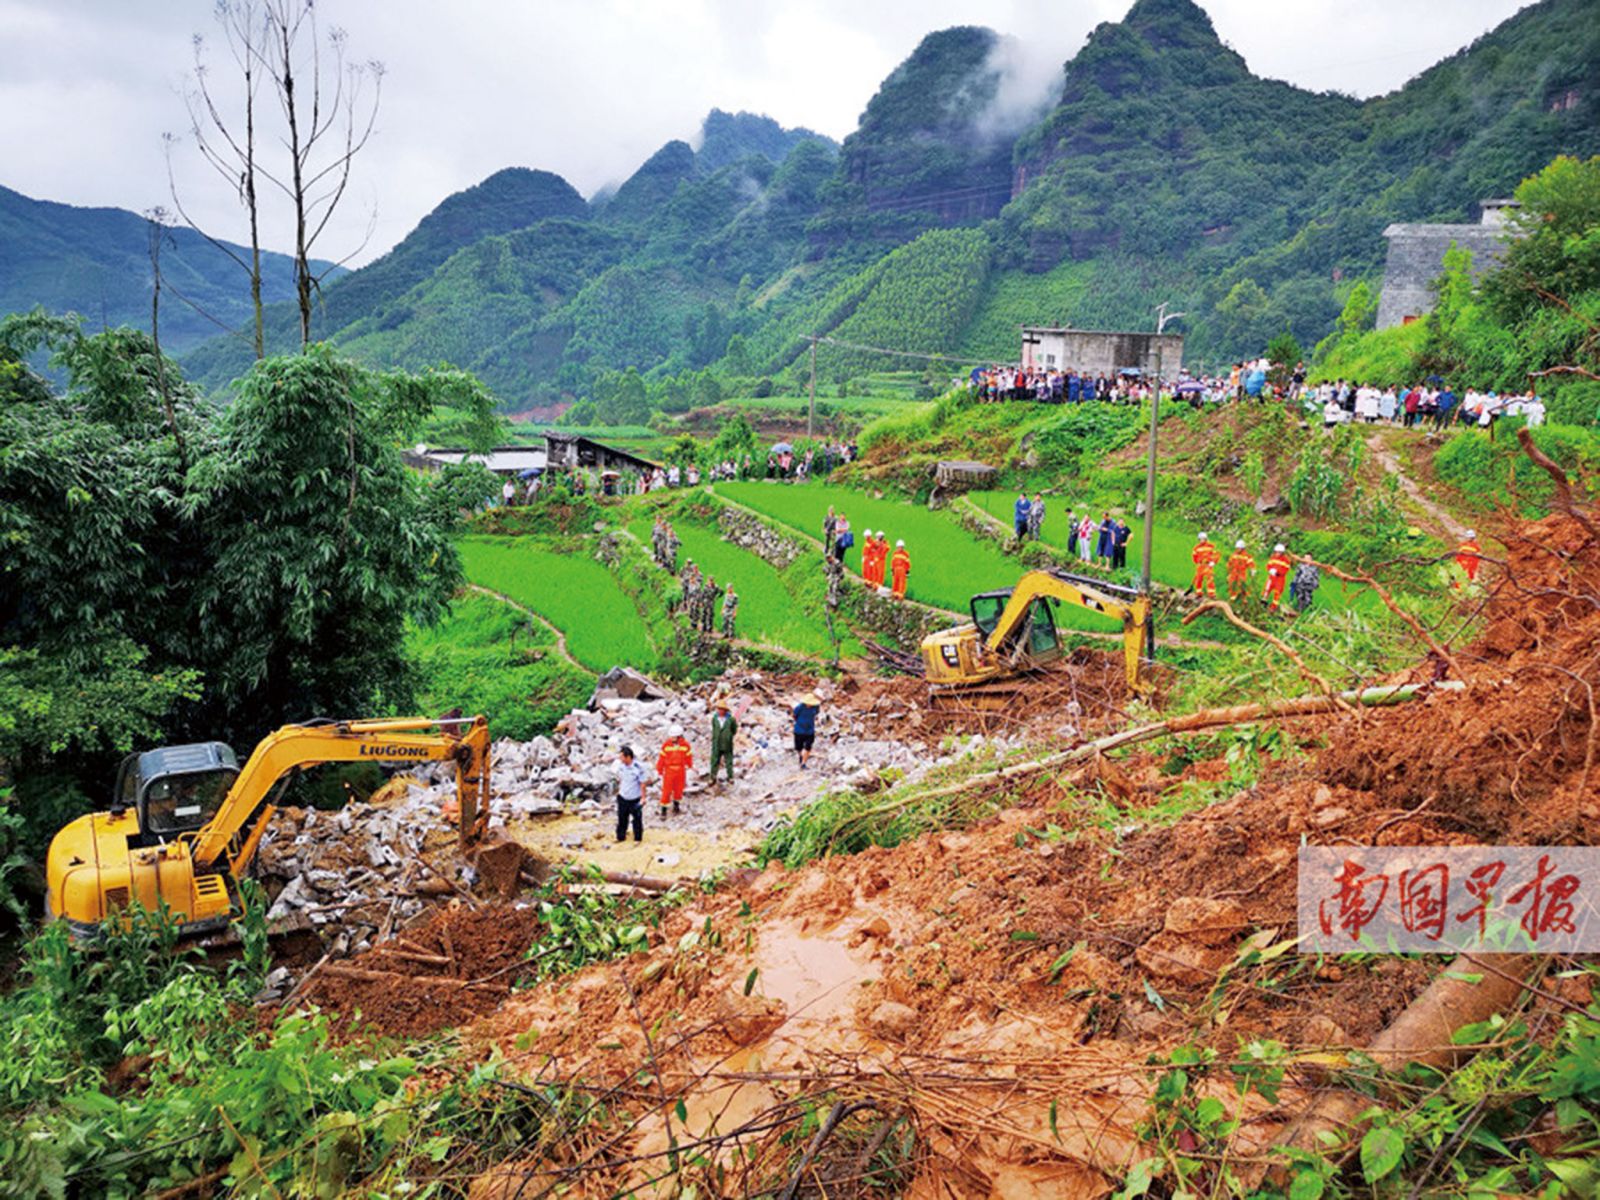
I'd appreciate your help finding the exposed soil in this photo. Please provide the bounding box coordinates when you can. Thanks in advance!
[301,902,541,1038]
[1320,508,1600,841]
[441,509,1600,1195]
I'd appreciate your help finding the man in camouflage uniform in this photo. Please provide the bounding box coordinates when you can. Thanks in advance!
[824,553,843,612]
[679,561,700,616]
[700,576,720,634]
[664,522,679,573]
[721,584,739,639]
[651,517,666,567]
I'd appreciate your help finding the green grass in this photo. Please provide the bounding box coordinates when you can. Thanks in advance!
[459,536,657,672]
[626,519,860,659]
[407,590,594,739]
[969,489,1202,591]
[716,480,1123,632]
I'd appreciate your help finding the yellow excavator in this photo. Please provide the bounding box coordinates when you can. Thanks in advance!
[46,716,491,940]
[920,570,1153,703]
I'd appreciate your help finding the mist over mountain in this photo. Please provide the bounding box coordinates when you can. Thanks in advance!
[7,0,1598,401]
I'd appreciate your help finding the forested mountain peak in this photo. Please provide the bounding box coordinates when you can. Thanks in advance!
[414,168,588,246]
[597,140,699,225]
[694,109,837,174]
[1121,0,1232,56]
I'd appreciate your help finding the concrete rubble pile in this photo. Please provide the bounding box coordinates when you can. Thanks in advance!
[255,670,1004,940]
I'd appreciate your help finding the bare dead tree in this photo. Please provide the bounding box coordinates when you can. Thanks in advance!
[144,207,189,472]
[255,0,383,348]
[169,0,270,358]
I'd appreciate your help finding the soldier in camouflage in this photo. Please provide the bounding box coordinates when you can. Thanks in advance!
[721,584,738,638]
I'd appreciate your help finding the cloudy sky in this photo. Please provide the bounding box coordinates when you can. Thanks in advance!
[0,0,1530,266]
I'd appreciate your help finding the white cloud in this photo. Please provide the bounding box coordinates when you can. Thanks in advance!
[0,0,1531,266]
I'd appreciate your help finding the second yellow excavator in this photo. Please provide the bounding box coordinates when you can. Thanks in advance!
[46,716,491,940]
[920,570,1153,703]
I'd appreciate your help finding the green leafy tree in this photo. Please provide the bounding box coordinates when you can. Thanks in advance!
[184,348,460,737]
[2,321,470,846]
[1265,329,1303,389]
[595,366,649,426]
[695,371,724,407]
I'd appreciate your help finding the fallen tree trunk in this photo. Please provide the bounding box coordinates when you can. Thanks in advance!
[520,863,684,894]
[843,681,1469,822]
[1267,953,1538,1183]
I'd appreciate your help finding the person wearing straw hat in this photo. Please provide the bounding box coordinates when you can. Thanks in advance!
[792,691,821,770]
[708,696,737,787]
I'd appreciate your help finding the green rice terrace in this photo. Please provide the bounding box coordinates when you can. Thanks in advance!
[426,392,1560,744]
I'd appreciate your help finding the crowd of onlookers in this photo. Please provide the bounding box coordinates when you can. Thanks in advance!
[968,365,1159,404]
[965,358,1546,434]
[962,362,1554,447]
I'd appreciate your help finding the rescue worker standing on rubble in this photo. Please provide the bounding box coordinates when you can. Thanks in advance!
[1191,533,1220,598]
[656,725,691,817]
[1263,543,1292,611]
[709,697,737,786]
[890,540,912,598]
[721,584,739,638]
[1226,540,1255,603]
[1455,529,1482,587]
[614,746,648,843]
[792,692,820,770]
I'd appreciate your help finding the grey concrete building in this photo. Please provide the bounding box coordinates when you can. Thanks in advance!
[1018,327,1184,379]
[1376,199,1518,329]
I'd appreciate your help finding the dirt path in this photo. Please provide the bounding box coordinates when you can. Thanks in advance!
[1367,431,1472,542]
[463,584,586,672]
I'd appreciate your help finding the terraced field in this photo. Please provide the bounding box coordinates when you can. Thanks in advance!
[459,537,657,672]
[627,519,860,659]
[714,481,1124,632]
[967,489,1201,590]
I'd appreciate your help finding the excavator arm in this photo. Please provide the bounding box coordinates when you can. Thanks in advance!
[984,570,1152,693]
[188,716,491,877]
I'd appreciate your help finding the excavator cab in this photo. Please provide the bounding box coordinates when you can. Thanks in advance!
[114,743,239,843]
[921,569,1153,701]
[971,591,1061,661]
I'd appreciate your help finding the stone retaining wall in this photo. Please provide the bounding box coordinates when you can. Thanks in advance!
[715,504,805,570]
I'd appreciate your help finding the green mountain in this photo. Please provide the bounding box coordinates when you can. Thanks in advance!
[159,0,1600,401]
[0,183,339,351]
[693,109,835,174]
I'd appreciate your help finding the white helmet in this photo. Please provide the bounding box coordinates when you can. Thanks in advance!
[1274,543,1286,552]
[669,724,683,738]
[1235,539,1245,549]
[1198,532,1209,541]
[897,539,905,547]
[1465,529,1476,540]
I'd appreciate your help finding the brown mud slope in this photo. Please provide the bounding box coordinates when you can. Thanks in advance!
[1322,509,1600,841]
[303,903,539,1038]
[450,515,1598,1196]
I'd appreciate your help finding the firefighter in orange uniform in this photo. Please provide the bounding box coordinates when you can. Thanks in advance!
[890,540,912,597]
[1226,539,1255,603]
[656,724,692,817]
[864,530,883,586]
[1455,529,1481,587]
[1263,543,1292,611]
[1191,533,1220,598]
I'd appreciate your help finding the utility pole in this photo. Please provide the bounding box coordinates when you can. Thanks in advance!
[1140,303,1185,593]
[807,335,818,440]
